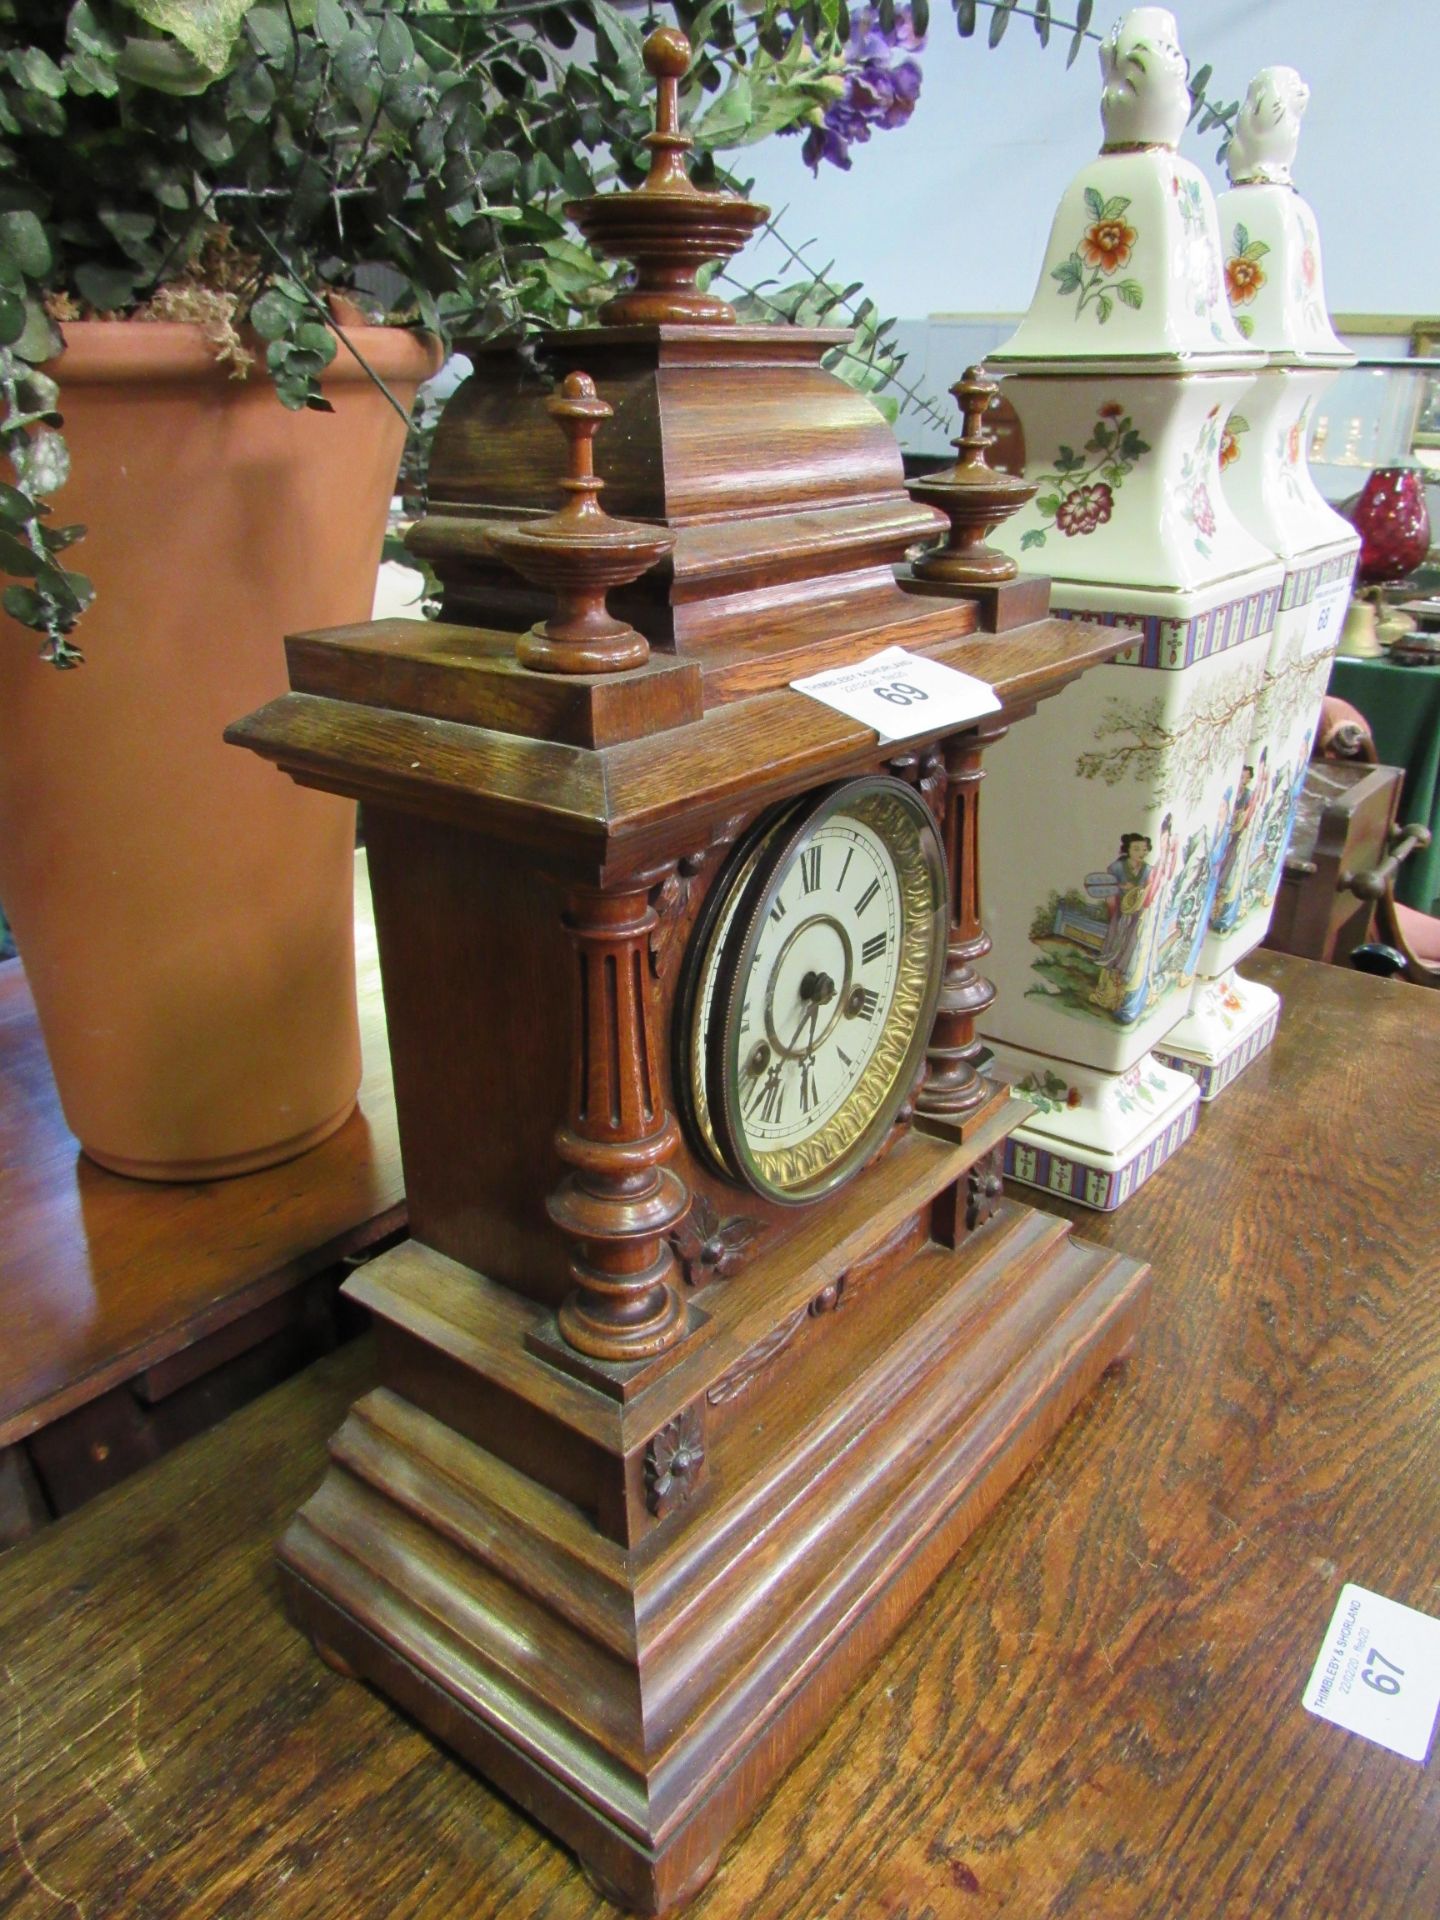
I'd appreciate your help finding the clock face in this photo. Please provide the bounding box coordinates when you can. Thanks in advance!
[681,777,949,1206]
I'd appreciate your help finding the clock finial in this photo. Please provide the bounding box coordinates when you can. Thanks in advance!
[568,25,768,326]
[907,367,1038,586]
[487,371,674,674]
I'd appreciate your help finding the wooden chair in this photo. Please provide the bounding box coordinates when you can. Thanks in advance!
[1314,696,1440,987]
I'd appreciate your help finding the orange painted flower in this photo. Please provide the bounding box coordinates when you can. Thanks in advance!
[1098,400,1126,420]
[1081,218,1136,274]
[1220,428,1241,468]
[1288,421,1304,463]
[1226,254,1265,305]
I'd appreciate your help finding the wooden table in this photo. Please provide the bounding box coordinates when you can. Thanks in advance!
[0,854,404,1538]
[2,951,1437,1919]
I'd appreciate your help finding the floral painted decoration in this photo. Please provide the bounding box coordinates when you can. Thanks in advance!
[1015,1069,1080,1114]
[1219,414,1249,469]
[1051,188,1144,323]
[797,7,925,173]
[1178,406,1223,558]
[1225,223,1270,338]
[1020,401,1150,551]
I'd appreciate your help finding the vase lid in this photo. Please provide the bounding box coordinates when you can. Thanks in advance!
[990,8,1263,375]
[1216,68,1353,368]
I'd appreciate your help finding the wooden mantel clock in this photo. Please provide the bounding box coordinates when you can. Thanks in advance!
[229,30,1150,1914]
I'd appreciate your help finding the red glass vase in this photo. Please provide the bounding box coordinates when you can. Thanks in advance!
[1350,466,1431,586]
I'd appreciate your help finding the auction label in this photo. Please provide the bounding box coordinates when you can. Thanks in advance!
[791,645,1002,745]
[1302,1582,1440,1761]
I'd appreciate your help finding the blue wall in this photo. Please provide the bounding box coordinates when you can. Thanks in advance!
[735,1,1433,330]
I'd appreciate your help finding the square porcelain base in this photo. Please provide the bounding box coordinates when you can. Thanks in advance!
[987,1040,1201,1212]
[1155,971,1281,1102]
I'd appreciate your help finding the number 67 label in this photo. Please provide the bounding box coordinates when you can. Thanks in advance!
[1302,1583,1440,1760]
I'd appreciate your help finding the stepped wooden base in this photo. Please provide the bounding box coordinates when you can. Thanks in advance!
[279,1131,1148,1914]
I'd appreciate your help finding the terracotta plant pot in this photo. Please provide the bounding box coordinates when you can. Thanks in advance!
[0,319,439,1179]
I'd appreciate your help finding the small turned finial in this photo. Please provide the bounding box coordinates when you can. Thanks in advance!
[567,26,767,327]
[486,372,674,676]
[952,369,1000,464]
[907,368,1037,587]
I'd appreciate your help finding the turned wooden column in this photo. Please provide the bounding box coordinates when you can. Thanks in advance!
[549,883,691,1362]
[918,721,1009,1120]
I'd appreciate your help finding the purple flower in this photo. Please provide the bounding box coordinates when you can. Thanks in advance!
[793,7,926,174]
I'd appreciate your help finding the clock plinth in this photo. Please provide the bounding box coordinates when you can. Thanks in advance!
[278,1133,1146,1915]
[225,25,1152,1911]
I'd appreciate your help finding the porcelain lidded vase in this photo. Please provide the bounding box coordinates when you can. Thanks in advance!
[974,7,1284,1210]
[1157,67,1359,1099]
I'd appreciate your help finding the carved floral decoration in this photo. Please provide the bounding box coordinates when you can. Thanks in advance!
[966,1147,1004,1231]
[644,1406,705,1518]
[649,814,749,981]
[887,743,947,825]
[1051,188,1144,324]
[1020,401,1150,553]
[671,1193,766,1287]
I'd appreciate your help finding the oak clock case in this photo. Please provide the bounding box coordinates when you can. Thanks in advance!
[227,26,1152,1918]
[683,776,948,1205]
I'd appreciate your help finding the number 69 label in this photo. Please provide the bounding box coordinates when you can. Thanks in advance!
[790,645,1000,745]
[1303,1583,1440,1761]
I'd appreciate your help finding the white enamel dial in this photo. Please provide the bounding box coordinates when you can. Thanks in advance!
[681,777,949,1205]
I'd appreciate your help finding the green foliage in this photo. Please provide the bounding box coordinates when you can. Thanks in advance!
[0,0,1247,665]
[0,0,851,662]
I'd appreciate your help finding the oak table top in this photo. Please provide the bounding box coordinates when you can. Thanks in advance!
[0,854,404,1449]
[2,949,1437,1920]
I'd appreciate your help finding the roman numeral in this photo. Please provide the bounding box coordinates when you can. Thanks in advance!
[861,933,887,965]
[770,894,787,925]
[852,987,879,1019]
[855,878,880,914]
[800,846,823,894]
[749,1064,785,1124]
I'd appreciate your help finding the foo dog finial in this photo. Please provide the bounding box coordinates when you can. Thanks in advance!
[1099,7,1190,152]
[1227,66,1310,188]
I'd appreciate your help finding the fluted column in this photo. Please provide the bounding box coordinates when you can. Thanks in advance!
[549,883,691,1363]
[918,721,1009,1121]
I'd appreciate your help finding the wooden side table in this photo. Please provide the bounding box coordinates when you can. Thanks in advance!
[0,853,404,1544]
[1263,758,1403,965]
[1328,654,1440,911]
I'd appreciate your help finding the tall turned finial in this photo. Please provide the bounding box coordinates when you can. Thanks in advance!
[569,27,767,327]
[907,369,1037,586]
[487,373,674,675]
[639,26,697,195]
